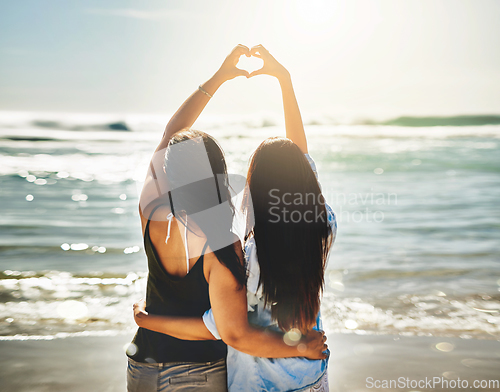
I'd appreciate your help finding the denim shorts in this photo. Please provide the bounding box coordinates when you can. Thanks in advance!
[127,357,227,392]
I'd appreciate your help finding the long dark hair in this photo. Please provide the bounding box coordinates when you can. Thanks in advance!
[164,128,247,287]
[244,137,333,333]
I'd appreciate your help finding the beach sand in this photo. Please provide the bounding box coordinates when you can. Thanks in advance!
[0,333,499,392]
[328,334,500,392]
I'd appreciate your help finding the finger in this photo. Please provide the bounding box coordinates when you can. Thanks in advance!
[235,69,250,78]
[251,44,267,51]
[251,44,269,54]
[250,46,266,56]
[235,45,251,57]
[250,48,264,57]
[237,44,251,57]
[248,68,266,78]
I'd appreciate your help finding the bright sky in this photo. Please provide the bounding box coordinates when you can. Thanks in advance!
[1,0,499,117]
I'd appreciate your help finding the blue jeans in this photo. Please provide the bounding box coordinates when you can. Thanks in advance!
[127,357,227,392]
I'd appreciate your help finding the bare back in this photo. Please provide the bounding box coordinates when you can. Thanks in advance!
[140,204,211,280]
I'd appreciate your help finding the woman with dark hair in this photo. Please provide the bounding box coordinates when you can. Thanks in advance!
[133,45,336,391]
[127,45,327,392]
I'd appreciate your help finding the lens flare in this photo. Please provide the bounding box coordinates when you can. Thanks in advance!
[123,342,138,356]
[435,342,454,352]
[283,328,302,346]
[345,320,358,330]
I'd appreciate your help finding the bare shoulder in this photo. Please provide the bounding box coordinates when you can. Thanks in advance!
[203,233,244,281]
[138,201,171,235]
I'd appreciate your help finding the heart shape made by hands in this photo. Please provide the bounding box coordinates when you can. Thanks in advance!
[236,55,264,74]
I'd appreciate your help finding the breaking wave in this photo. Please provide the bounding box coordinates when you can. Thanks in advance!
[0,271,498,340]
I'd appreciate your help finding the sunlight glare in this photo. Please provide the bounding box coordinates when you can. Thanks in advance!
[281,0,383,53]
[284,0,339,37]
[294,0,337,25]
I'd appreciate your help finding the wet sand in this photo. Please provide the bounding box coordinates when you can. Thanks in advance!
[0,333,499,392]
[0,334,133,392]
[328,334,500,392]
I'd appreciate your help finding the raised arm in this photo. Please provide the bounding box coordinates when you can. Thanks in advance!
[249,45,308,153]
[156,45,251,152]
[139,45,251,216]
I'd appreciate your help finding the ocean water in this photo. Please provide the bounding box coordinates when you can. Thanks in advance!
[0,112,499,341]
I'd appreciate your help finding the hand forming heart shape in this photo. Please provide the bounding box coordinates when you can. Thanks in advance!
[217,44,289,81]
[236,55,264,75]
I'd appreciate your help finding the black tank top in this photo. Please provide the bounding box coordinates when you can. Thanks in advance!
[128,205,227,363]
